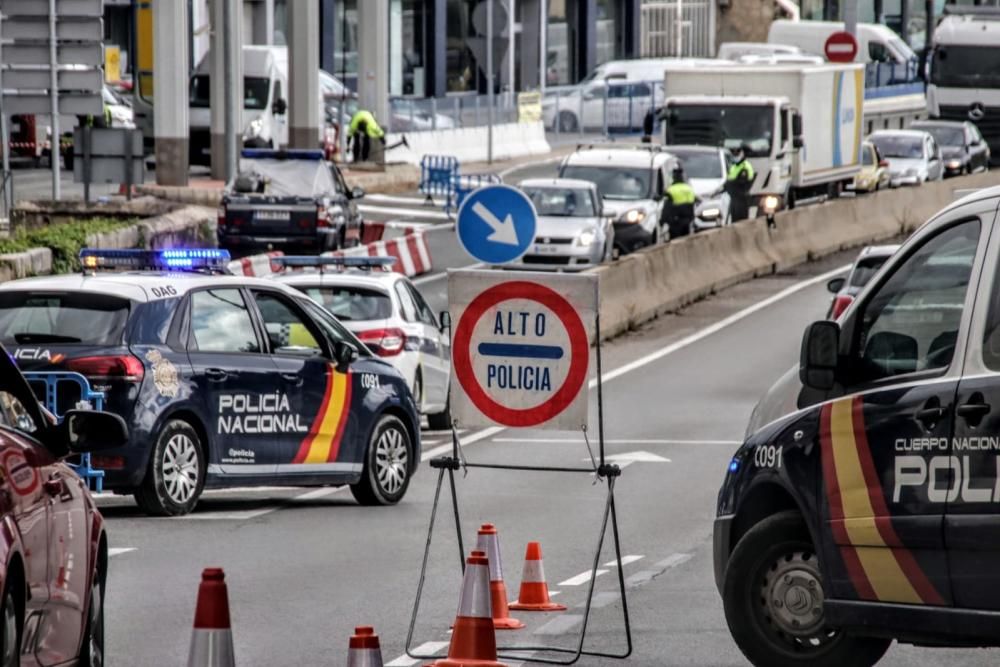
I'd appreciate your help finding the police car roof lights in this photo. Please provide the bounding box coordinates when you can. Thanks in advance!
[79,248,232,273]
[240,148,325,160]
[274,255,397,273]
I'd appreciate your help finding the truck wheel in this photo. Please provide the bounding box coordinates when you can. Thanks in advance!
[558,111,578,133]
[134,420,205,516]
[723,511,891,667]
[351,415,412,506]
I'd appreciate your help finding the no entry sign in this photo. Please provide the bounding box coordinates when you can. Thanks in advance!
[449,270,598,430]
[824,31,858,63]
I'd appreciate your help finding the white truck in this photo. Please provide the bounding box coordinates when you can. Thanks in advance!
[662,63,865,209]
[927,7,1000,166]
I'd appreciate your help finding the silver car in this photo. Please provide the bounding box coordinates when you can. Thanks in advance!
[509,178,615,270]
[868,129,944,187]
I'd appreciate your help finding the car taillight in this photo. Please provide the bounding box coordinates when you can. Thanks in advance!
[830,295,854,320]
[217,205,226,227]
[357,328,406,357]
[317,205,330,228]
[65,355,145,381]
[90,455,125,469]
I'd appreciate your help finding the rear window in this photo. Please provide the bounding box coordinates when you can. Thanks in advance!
[0,292,130,346]
[296,285,393,322]
[849,256,891,288]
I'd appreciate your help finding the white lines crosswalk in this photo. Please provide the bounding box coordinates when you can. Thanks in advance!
[359,193,452,224]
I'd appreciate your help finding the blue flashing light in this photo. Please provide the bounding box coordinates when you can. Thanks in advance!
[728,458,740,474]
[79,248,231,272]
[276,255,397,270]
[240,148,325,160]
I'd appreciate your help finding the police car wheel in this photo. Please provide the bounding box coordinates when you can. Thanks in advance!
[351,415,411,506]
[135,421,205,516]
[79,567,105,667]
[0,583,20,667]
[723,511,891,667]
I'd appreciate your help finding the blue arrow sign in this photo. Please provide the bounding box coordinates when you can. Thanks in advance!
[456,184,537,264]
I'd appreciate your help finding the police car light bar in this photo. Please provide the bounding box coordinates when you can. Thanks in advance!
[240,148,325,160]
[276,255,397,270]
[79,248,232,272]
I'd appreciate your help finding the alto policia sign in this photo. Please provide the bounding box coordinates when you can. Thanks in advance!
[448,269,597,430]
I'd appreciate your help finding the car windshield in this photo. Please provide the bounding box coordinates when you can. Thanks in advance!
[870,135,922,159]
[190,75,271,110]
[672,151,723,179]
[665,104,773,157]
[931,46,1000,89]
[0,292,130,346]
[560,165,651,200]
[914,125,964,148]
[523,187,597,217]
[297,285,393,322]
[849,256,891,288]
[862,147,875,166]
[232,158,340,197]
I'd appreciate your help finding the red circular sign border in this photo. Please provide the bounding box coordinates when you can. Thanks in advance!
[453,281,589,427]
[1,450,39,496]
[824,31,859,63]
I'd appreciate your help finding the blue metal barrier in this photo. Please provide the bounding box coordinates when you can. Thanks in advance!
[450,172,502,214]
[24,372,106,492]
[419,154,459,205]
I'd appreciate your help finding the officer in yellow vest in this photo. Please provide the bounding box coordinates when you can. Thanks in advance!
[348,109,386,163]
[726,143,756,221]
[663,165,699,240]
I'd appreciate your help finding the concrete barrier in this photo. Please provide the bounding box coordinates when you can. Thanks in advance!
[0,248,52,282]
[385,122,551,166]
[87,205,216,250]
[595,172,1000,340]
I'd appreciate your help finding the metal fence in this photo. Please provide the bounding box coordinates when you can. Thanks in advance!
[641,1,716,58]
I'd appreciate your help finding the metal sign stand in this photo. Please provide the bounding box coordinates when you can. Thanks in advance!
[404,306,633,665]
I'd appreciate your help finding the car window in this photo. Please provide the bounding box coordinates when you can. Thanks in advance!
[0,292,130,347]
[0,391,37,434]
[297,298,362,350]
[406,283,438,327]
[297,285,392,322]
[251,291,322,355]
[189,289,261,354]
[849,255,891,288]
[862,146,875,166]
[851,219,980,385]
[394,283,418,322]
[977,245,1000,373]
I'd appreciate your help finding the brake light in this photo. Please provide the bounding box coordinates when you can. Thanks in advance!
[65,355,145,381]
[317,205,330,228]
[217,206,226,228]
[830,295,854,320]
[357,328,406,357]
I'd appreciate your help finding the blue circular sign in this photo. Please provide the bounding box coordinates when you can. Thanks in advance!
[456,184,537,264]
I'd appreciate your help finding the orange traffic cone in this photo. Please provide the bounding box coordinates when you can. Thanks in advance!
[187,568,236,667]
[476,524,524,630]
[348,626,384,667]
[428,550,507,667]
[509,543,566,612]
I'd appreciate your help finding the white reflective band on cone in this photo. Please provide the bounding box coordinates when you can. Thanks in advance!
[521,559,545,583]
[457,563,493,618]
[187,629,236,667]
[476,533,504,582]
[347,648,384,667]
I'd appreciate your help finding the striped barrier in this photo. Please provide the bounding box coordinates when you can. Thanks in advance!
[226,251,285,277]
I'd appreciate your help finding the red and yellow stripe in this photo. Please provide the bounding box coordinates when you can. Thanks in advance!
[292,366,352,464]
[820,396,944,605]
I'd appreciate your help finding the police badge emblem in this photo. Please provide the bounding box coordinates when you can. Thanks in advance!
[145,349,180,398]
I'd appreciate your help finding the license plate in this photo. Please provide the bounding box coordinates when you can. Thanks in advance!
[534,245,560,255]
[254,210,291,221]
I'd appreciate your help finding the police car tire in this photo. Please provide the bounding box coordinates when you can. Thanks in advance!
[723,511,891,667]
[351,415,412,506]
[0,581,21,667]
[427,392,451,431]
[78,565,105,667]
[134,421,206,517]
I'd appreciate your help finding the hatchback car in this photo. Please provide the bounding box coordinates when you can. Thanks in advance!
[513,179,615,269]
[825,244,900,319]
[911,120,991,176]
[868,129,944,186]
[848,141,891,193]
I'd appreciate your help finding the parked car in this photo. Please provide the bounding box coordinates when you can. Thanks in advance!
[867,129,944,186]
[512,178,616,269]
[910,119,991,176]
[848,141,891,193]
[666,145,733,229]
[826,244,901,319]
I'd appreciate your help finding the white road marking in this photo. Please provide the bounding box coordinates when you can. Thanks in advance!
[184,508,276,521]
[292,487,345,502]
[421,426,505,462]
[412,262,484,285]
[655,553,694,570]
[109,548,136,557]
[576,591,621,609]
[364,193,447,207]
[534,613,583,635]
[558,569,608,587]
[604,555,644,568]
[385,641,450,666]
[499,155,567,180]
[494,438,741,446]
[357,204,451,220]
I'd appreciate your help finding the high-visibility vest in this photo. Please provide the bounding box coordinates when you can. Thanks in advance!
[727,159,755,182]
[348,110,385,139]
[666,181,696,205]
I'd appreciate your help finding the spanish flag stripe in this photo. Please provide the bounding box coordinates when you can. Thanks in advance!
[303,370,349,464]
[325,374,352,463]
[292,368,334,464]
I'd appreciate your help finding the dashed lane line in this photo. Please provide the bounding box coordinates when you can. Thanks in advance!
[364,193,447,207]
[534,614,583,636]
[357,204,451,221]
[109,548,136,557]
[558,569,608,587]
[385,641,450,666]
[605,555,644,568]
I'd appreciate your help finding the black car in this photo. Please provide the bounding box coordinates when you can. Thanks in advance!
[218,148,365,253]
[910,120,991,176]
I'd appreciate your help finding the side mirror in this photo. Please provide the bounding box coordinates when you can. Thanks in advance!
[799,321,840,391]
[791,114,803,138]
[878,159,889,168]
[792,136,804,149]
[333,341,358,372]
[60,410,128,454]
[827,277,846,294]
[350,186,366,200]
[438,310,451,334]
[272,97,288,115]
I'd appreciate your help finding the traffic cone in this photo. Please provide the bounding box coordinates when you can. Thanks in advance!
[347,626,384,667]
[475,524,524,630]
[187,568,235,667]
[509,543,566,612]
[427,550,507,667]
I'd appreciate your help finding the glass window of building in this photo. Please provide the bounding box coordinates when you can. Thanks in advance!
[595,0,621,67]
[447,0,477,92]
[547,0,575,85]
[390,0,428,96]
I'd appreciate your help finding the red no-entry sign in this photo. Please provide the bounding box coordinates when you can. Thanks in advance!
[824,31,859,63]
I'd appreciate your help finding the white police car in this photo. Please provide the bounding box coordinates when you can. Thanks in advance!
[270,257,452,430]
[0,249,421,516]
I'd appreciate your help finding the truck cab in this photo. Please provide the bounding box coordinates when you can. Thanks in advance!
[715,185,1000,665]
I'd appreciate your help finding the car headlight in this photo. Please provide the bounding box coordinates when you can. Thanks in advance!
[243,117,264,140]
[620,208,646,224]
[760,194,781,214]
[699,206,721,220]
[576,229,596,247]
[946,159,962,169]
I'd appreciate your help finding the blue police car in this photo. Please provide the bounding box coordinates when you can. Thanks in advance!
[0,249,421,516]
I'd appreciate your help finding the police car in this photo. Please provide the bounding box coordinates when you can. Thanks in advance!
[269,256,451,430]
[0,249,421,516]
[715,185,1000,665]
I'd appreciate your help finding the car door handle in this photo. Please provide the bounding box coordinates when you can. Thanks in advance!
[957,402,991,420]
[915,406,946,422]
[204,368,229,382]
[44,475,64,497]
[281,372,303,386]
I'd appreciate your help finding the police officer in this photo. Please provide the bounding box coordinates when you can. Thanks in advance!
[726,143,755,222]
[348,109,385,163]
[663,165,698,240]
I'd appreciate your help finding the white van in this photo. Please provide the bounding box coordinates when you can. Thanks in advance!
[188,46,347,166]
[717,42,803,60]
[768,19,917,65]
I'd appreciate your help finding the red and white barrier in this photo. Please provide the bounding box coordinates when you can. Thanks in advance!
[226,251,285,277]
